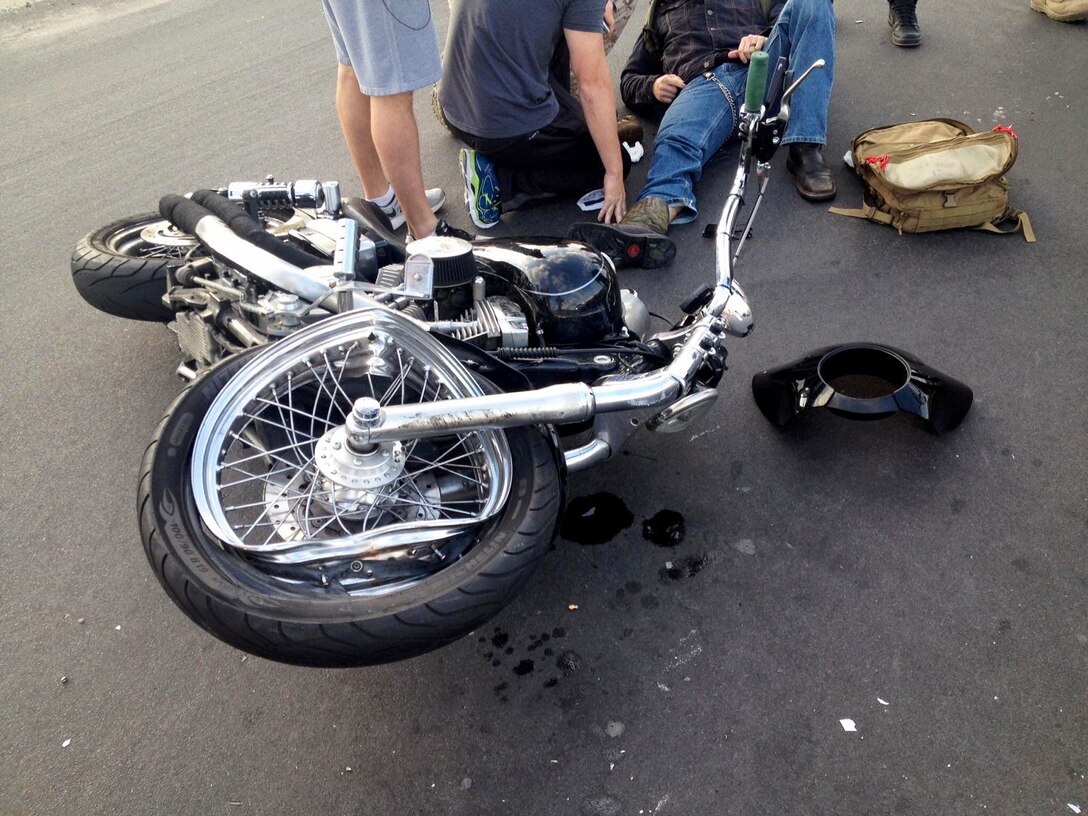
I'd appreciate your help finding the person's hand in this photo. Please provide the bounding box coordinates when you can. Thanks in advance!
[652,74,686,104]
[598,170,627,224]
[727,34,767,64]
[603,0,615,34]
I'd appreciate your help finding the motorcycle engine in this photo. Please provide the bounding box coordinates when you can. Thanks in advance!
[405,236,633,349]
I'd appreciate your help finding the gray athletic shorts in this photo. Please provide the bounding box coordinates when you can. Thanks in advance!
[321,0,441,96]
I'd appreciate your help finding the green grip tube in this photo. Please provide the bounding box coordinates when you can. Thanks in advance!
[744,51,769,112]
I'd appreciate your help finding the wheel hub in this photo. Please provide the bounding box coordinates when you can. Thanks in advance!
[139,222,199,248]
[314,427,405,491]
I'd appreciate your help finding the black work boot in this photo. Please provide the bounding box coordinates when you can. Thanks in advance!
[567,196,676,269]
[888,0,922,47]
[786,143,836,202]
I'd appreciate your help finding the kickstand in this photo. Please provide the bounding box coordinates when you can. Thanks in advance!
[732,169,770,263]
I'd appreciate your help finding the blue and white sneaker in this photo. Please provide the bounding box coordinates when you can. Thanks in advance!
[379,187,446,231]
[459,148,501,229]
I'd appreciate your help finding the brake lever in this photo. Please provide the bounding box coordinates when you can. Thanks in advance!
[758,58,824,137]
[780,58,825,109]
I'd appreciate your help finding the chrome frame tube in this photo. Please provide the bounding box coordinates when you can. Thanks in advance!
[193,216,335,304]
[564,439,611,472]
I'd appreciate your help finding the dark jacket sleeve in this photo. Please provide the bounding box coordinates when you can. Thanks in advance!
[620,34,668,120]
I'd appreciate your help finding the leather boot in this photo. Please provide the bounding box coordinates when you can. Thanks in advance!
[617,115,644,146]
[567,196,677,269]
[786,143,836,202]
[888,0,922,47]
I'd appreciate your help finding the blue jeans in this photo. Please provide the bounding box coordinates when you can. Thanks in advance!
[638,0,836,224]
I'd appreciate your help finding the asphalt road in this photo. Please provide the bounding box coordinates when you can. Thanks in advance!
[2,1,1086,814]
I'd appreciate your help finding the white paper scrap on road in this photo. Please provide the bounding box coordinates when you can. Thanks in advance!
[839,719,857,732]
[878,698,889,706]
[577,190,604,212]
[1068,804,1081,814]
[62,738,71,748]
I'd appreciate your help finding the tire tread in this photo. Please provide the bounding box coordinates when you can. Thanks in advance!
[136,370,561,667]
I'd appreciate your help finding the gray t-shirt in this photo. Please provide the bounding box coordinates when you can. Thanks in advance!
[439,0,604,139]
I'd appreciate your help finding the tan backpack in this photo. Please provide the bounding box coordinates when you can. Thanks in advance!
[830,118,1035,242]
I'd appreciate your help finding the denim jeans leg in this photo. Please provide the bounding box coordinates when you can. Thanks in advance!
[637,66,744,225]
[763,0,836,145]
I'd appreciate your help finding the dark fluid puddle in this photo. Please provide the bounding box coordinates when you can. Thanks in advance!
[642,509,686,547]
[560,493,633,545]
[513,659,535,676]
[659,551,713,582]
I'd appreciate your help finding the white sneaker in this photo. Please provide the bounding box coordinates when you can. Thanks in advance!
[379,187,446,230]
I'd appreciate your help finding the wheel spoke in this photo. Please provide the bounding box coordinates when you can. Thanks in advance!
[252,395,338,434]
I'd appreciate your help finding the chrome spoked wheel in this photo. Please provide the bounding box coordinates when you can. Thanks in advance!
[107,218,200,261]
[71,209,302,322]
[191,310,512,593]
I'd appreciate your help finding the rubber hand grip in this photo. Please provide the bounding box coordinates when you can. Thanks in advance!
[744,51,769,113]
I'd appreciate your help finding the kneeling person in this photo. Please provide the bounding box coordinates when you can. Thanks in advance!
[438,0,630,229]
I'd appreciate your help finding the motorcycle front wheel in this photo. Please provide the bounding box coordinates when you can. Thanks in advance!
[138,313,563,667]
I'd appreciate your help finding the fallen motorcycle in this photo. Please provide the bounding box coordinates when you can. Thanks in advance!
[72,56,815,667]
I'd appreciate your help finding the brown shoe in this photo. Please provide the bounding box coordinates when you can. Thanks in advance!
[618,115,644,146]
[567,196,676,269]
[786,143,837,202]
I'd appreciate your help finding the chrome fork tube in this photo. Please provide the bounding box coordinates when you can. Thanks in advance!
[358,371,685,446]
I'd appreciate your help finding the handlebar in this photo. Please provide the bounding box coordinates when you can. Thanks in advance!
[700,57,827,337]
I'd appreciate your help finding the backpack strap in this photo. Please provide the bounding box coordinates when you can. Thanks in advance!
[760,0,773,23]
[832,204,1038,243]
[975,209,1036,243]
[829,204,895,226]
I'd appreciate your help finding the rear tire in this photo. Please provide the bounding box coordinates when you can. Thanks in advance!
[138,346,564,667]
[72,207,300,322]
[71,213,192,322]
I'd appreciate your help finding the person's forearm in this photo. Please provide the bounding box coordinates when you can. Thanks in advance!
[579,77,624,177]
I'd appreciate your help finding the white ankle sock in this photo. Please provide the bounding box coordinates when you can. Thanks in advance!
[368,186,396,207]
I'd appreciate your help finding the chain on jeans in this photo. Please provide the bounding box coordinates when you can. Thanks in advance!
[703,70,738,126]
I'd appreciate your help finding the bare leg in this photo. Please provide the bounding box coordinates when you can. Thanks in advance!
[335,65,389,199]
[369,92,438,238]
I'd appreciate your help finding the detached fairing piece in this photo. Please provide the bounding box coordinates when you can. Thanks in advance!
[751,343,973,434]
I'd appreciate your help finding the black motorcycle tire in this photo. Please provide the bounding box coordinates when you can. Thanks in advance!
[71,213,189,322]
[137,353,563,667]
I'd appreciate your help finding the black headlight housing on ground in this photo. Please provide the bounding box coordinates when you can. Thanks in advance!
[751,343,974,434]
